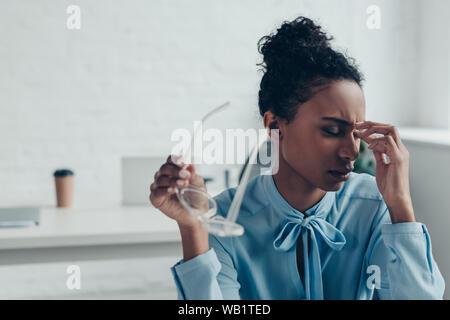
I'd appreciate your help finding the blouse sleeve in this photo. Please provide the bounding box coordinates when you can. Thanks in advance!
[367,203,445,299]
[170,234,241,300]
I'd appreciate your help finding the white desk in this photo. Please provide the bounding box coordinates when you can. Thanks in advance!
[0,206,182,266]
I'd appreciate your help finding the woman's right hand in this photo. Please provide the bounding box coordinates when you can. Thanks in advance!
[149,155,207,228]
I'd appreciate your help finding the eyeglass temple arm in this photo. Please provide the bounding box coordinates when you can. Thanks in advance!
[181,101,231,170]
[226,137,267,223]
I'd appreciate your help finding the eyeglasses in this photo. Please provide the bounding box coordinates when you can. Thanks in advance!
[173,101,266,237]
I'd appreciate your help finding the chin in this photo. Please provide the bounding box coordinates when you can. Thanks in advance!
[327,182,344,191]
[320,179,345,192]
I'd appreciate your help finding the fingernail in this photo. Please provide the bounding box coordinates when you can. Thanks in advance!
[179,170,189,178]
[172,155,185,166]
[176,158,185,166]
[176,179,185,186]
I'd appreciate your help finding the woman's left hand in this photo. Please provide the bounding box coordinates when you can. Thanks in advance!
[355,121,416,223]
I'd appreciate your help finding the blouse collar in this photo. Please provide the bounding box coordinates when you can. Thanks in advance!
[261,173,336,220]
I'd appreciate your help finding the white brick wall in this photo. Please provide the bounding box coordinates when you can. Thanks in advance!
[0,0,431,207]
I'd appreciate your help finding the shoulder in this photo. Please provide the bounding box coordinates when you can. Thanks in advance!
[213,174,269,218]
[337,171,383,201]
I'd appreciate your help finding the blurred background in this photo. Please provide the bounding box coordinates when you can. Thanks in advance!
[0,0,449,299]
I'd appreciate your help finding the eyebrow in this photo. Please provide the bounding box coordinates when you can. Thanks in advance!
[321,117,353,126]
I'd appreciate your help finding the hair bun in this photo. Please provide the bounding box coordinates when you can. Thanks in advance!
[257,16,363,121]
[258,17,333,71]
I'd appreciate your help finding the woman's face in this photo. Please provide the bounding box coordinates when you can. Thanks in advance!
[277,80,366,191]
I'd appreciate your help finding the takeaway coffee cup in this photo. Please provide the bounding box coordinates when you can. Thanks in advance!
[53,169,74,208]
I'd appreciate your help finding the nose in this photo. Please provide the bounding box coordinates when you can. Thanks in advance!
[337,131,360,161]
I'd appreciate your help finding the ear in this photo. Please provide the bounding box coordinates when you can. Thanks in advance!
[263,110,277,129]
[263,111,283,139]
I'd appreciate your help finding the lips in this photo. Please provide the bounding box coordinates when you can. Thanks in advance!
[327,168,353,182]
[331,169,353,175]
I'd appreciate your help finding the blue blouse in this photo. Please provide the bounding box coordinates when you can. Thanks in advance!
[171,172,445,299]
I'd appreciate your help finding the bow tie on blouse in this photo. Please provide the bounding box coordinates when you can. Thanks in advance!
[273,213,346,299]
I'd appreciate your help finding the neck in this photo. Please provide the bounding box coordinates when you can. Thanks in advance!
[272,157,326,213]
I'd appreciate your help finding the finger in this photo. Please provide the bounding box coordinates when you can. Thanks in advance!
[356,121,399,136]
[184,164,205,189]
[184,163,196,176]
[149,186,176,207]
[159,163,191,180]
[368,136,388,153]
[356,127,389,145]
[150,185,175,199]
[356,132,378,145]
[357,125,401,147]
[155,175,174,188]
[168,154,186,168]
[155,175,190,189]
[176,178,190,189]
[358,125,390,138]
[390,125,406,149]
[368,136,400,161]
[373,150,389,166]
[355,121,385,130]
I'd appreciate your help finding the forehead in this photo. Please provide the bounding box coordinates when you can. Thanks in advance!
[300,80,366,122]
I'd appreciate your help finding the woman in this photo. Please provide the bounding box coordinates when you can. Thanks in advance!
[149,17,445,299]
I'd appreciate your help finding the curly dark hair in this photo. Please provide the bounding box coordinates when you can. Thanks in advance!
[257,16,364,123]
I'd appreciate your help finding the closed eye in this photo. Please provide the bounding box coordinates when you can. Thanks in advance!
[322,127,344,137]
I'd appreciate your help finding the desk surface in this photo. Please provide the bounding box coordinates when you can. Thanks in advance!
[0,206,181,250]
